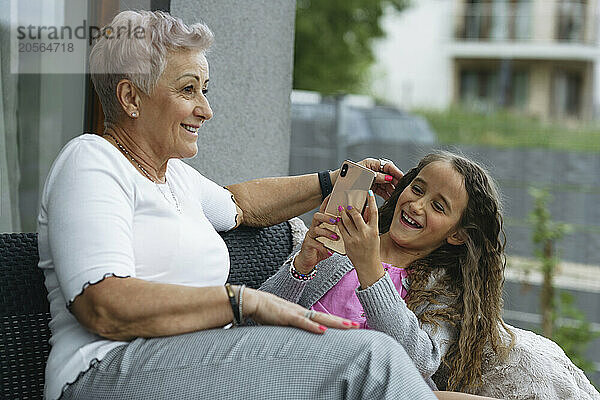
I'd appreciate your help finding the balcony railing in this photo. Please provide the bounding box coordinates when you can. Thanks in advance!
[458,2,533,41]
[454,1,596,45]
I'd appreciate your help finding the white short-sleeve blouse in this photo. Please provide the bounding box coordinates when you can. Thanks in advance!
[37,134,238,400]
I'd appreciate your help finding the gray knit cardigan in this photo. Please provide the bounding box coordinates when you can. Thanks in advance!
[259,245,456,390]
[260,220,600,399]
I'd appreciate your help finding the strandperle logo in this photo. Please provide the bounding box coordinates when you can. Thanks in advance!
[16,19,146,46]
[10,0,150,75]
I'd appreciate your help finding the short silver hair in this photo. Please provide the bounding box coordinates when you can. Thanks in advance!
[89,10,213,124]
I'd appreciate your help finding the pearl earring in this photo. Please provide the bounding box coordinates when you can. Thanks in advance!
[131,111,138,118]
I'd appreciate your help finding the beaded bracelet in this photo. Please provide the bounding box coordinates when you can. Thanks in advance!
[289,254,318,281]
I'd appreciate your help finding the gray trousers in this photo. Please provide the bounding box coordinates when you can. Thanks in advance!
[61,326,437,399]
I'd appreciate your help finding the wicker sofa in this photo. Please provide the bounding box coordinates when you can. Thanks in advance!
[4,223,598,400]
[0,222,294,400]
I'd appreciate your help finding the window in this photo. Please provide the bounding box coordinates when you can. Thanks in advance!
[513,0,532,39]
[459,65,529,109]
[462,0,532,41]
[552,70,582,117]
[556,0,586,42]
[511,70,529,108]
[464,0,491,39]
[460,69,499,109]
[0,0,169,232]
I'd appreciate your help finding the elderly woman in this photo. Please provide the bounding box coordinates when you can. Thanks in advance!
[37,10,438,400]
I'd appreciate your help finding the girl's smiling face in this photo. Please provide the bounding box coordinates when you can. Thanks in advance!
[388,161,469,256]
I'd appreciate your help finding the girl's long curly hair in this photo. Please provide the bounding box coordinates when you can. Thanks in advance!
[378,151,514,391]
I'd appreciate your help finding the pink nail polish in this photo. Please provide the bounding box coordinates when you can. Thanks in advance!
[352,322,359,327]
[327,250,333,256]
[319,325,327,331]
[338,205,344,212]
[330,234,338,240]
[343,321,351,326]
[385,175,393,182]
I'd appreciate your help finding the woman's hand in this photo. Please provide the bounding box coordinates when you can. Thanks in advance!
[337,190,385,288]
[294,195,337,274]
[331,158,403,200]
[245,288,359,333]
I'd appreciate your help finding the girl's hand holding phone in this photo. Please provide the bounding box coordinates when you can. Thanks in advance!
[337,190,385,288]
[295,195,338,274]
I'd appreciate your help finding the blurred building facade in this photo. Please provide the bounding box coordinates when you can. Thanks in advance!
[372,0,600,120]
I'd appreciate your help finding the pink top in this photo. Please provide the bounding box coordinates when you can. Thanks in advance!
[311,262,409,329]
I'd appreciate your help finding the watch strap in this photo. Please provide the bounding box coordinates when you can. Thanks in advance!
[318,170,333,201]
[224,283,241,326]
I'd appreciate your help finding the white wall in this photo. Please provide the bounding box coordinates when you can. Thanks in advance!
[595,0,600,118]
[371,0,454,111]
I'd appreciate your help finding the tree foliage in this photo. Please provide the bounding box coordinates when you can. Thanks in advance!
[553,291,600,375]
[529,188,598,383]
[293,0,408,94]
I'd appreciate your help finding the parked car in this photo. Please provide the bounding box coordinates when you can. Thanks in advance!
[359,105,437,145]
[291,91,437,148]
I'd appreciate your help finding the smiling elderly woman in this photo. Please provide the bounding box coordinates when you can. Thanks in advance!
[36,10,436,400]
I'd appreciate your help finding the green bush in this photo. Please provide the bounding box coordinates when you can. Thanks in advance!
[552,291,599,374]
[529,188,599,388]
[415,107,600,152]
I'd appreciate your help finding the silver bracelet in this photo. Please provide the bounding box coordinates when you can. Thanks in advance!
[238,284,246,325]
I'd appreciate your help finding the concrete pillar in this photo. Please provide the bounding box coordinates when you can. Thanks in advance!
[584,0,597,45]
[528,62,552,118]
[453,0,467,39]
[582,62,594,120]
[170,0,296,185]
[532,0,555,42]
[452,59,461,104]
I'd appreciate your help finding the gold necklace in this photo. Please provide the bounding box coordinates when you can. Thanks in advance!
[103,133,181,213]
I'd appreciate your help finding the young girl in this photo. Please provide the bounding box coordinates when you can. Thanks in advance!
[260,151,514,392]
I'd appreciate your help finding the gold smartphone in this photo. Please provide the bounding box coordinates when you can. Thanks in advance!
[316,160,376,255]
